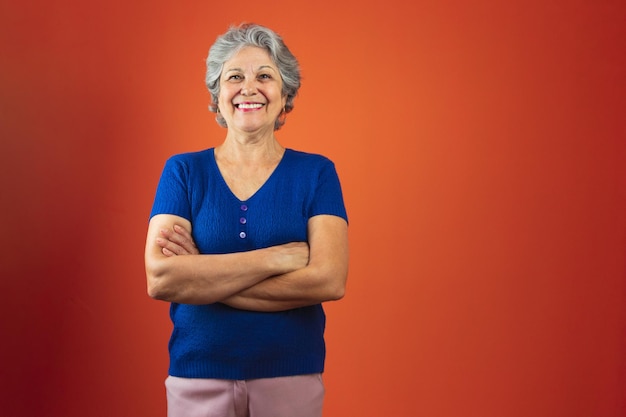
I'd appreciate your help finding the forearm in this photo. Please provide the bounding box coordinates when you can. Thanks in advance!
[146,247,290,305]
[221,215,349,312]
[221,260,347,312]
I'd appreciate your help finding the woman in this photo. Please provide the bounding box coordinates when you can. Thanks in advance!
[144,23,349,417]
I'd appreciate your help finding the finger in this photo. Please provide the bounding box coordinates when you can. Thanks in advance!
[156,237,190,256]
[162,247,176,257]
[174,226,199,254]
[173,225,198,249]
[160,227,198,254]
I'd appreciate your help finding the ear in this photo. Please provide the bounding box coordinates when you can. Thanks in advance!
[281,94,288,110]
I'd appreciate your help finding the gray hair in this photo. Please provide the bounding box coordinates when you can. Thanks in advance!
[206,23,301,130]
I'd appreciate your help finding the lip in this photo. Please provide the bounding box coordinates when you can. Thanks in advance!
[235,102,265,111]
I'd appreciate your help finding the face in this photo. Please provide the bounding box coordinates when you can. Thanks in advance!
[218,46,286,134]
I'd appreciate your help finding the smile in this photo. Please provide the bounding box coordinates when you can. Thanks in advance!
[236,103,264,110]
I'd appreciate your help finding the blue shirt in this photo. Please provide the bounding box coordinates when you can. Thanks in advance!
[150,147,347,379]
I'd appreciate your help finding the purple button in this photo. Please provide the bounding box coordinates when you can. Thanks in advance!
[239,232,247,239]
[240,217,247,224]
[240,204,248,211]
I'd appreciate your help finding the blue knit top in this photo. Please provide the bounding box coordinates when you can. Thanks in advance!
[149,147,348,379]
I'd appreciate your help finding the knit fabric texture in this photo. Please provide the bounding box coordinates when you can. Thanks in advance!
[150,147,348,379]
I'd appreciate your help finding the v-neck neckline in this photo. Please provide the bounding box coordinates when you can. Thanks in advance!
[209,147,289,203]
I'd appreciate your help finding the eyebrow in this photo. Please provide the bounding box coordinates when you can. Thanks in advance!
[224,65,277,74]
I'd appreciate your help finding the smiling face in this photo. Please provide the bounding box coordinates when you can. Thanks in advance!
[218,46,287,135]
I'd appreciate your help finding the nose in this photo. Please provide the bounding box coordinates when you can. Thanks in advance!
[241,78,257,96]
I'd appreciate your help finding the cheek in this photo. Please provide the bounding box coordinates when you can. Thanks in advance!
[217,83,235,100]
[218,92,234,108]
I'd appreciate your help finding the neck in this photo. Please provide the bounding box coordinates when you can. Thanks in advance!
[217,130,284,164]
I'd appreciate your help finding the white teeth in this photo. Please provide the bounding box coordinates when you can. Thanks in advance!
[238,103,263,109]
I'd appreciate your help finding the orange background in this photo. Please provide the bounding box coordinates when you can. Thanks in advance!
[1,0,625,416]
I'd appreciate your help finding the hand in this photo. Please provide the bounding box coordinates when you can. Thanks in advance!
[156,224,199,256]
[274,242,310,272]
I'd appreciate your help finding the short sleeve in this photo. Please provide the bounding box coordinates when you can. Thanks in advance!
[308,159,348,223]
[149,156,192,221]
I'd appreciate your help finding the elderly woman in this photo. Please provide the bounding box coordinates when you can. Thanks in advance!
[144,23,349,417]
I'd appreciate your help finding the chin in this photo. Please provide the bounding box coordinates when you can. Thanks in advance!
[234,121,275,133]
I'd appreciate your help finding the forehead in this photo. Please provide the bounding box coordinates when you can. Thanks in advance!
[223,46,276,70]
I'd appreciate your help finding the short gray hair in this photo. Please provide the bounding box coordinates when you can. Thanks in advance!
[206,23,301,130]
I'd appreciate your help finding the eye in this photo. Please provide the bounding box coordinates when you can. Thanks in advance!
[227,74,242,81]
[258,73,272,80]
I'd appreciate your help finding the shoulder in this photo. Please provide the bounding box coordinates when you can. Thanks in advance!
[284,149,335,169]
[166,148,213,166]
[161,149,214,177]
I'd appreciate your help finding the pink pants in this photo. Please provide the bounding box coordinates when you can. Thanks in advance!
[165,374,325,417]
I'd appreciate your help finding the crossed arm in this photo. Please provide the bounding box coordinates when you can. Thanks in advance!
[144,213,349,312]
